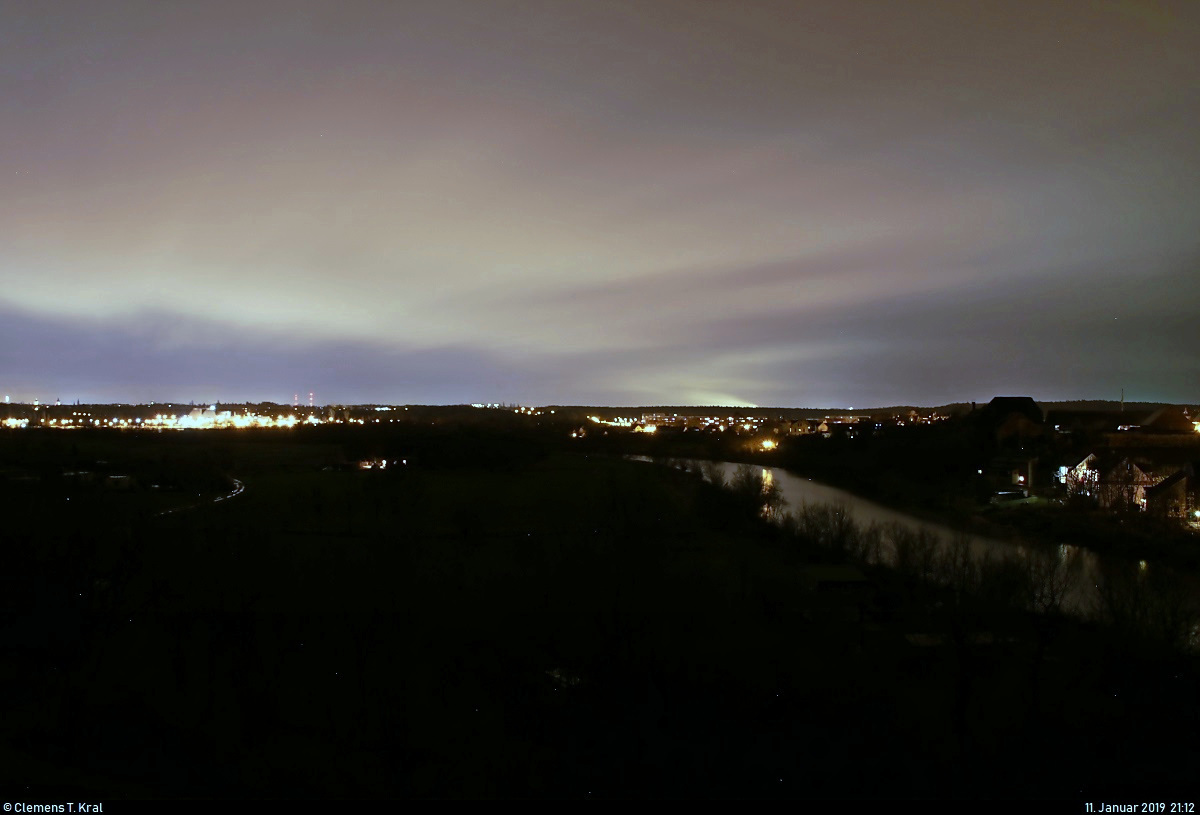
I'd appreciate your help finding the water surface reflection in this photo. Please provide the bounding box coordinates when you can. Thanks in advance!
[637,457,1189,619]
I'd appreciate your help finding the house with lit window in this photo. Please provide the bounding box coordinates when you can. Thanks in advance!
[1065,453,1100,499]
[984,455,1038,496]
[1097,458,1163,512]
[1145,462,1199,521]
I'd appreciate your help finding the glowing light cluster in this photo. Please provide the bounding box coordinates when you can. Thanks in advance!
[588,415,636,427]
[144,410,305,429]
[474,403,551,416]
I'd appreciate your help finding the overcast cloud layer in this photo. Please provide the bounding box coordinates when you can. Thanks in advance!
[3,0,1198,406]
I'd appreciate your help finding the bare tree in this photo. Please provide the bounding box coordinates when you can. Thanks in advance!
[1019,544,1082,616]
[849,521,883,567]
[936,533,985,604]
[888,524,940,586]
[933,533,990,761]
[699,460,726,489]
[729,463,785,519]
[794,502,860,558]
[1144,567,1200,654]
[1092,561,1200,654]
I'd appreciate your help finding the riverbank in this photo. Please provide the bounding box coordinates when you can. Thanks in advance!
[742,452,1200,575]
[611,427,1200,575]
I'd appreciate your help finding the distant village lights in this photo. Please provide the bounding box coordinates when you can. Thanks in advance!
[3,403,954,437]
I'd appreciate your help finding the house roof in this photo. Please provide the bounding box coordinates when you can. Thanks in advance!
[1146,468,1188,497]
[1099,457,1163,484]
[979,396,1043,425]
[1140,406,1195,433]
[1044,409,1156,431]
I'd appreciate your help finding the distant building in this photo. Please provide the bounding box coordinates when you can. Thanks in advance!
[977,396,1045,445]
[1065,453,1100,498]
[984,455,1038,493]
[104,474,135,491]
[1045,409,1148,435]
[1139,406,1195,434]
[1097,458,1163,512]
[1146,466,1192,519]
[981,396,1043,425]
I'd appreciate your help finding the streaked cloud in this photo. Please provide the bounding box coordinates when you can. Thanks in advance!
[3,0,1198,404]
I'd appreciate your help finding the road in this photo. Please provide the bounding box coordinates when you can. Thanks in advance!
[153,478,245,518]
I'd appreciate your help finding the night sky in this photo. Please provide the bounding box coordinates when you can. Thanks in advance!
[3,1,1198,407]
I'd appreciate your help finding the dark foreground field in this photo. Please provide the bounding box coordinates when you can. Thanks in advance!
[1,428,1198,800]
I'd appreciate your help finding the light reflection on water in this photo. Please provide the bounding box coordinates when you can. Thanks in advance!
[631,456,1185,619]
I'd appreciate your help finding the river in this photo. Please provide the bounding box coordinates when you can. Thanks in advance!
[633,457,1188,619]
